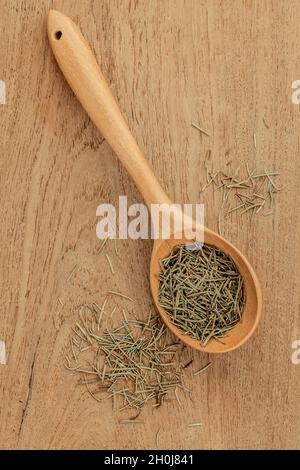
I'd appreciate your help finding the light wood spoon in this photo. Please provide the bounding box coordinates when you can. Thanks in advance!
[47,10,262,353]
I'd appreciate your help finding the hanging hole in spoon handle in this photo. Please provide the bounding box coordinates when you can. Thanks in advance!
[54,30,62,40]
[47,9,171,209]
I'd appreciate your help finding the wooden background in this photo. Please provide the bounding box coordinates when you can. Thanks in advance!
[0,0,299,450]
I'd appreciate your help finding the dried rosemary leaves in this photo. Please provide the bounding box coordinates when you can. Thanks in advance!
[200,160,281,234]
[65,304,185,412]
[158,243,245,346]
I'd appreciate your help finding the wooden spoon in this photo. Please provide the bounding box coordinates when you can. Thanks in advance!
[47,10,262,353]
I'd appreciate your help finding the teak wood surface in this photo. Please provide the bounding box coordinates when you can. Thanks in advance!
[0,0,299,450]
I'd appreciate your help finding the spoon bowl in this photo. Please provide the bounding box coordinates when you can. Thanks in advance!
[150,228,261,353]
[48,10,262,353]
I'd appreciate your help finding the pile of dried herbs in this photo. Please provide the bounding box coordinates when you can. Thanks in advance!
[203,163,280,214]
[201,159,280,234]
[65,300,187,413]
[158,243,245,346]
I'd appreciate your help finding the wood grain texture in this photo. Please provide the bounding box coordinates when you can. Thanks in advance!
[0,0,299,450]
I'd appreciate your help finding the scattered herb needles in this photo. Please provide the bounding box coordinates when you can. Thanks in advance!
[193,362,212,376]
[159,244,245,346]
[64,240,214,420]
[65,303,185,412]
[200,162,281,235]
[192,122,210,137]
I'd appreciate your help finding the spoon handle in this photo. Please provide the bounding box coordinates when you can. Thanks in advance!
[47,10,171,207]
